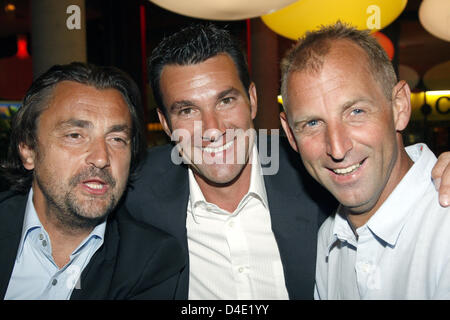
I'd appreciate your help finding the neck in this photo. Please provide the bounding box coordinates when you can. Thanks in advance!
[32,186,94,268]
[346,145,414,229]
[194,161,253,213]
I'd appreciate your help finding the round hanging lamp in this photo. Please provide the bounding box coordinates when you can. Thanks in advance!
[261,0,407,40]
[149,0,297,21]
[419,0,450,42]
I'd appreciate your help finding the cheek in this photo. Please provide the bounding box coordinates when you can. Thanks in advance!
[170,121,196,145]
[112,152,132,183]
[353,121,394,149]
[297,135,325,164]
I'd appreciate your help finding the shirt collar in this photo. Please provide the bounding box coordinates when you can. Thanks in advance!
[16,188,42,259]
[188,142,269,220]
[327,205,358,255]
[16,188,107,260]
[328,143,436,251]
[366,143,436,246]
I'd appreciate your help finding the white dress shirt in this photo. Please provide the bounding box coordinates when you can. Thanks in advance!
[315,144,450,299]
[5,188,106,300]
[186,144,289,299]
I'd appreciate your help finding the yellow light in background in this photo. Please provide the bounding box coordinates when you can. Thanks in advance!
[147,122,163,131]
[410,91,450,121]
[4,3,16,12]
[424,90,450,97]
[261,0,407,40]
[277,95,283,105]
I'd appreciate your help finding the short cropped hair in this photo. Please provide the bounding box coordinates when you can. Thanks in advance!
[281,21,397,110]
[2,62,146,193]
[149,23,251,119]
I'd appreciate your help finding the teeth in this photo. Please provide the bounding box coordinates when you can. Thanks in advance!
[333,162,361,175]
[84,182,104,190]
[203,140,234,153]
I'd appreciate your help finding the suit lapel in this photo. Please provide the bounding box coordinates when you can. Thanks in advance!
[260,135,324,299]
[70,212,119,300]
[126,148,190,299]
[150,163,190,299]
[0,193,28,299]
[264,173,318,299]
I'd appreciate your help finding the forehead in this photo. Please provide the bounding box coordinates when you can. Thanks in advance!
[159,54,244,101]
[39,81,132,127]
[286,40,383,109]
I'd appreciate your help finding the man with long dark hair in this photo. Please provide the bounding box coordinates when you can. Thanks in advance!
[0,62,185,299]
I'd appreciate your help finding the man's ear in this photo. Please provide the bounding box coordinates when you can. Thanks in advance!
[280,111,299,153]
[18,142,36,170]
[157,108,172,138]
[391,80,411,132]
[248,82,258,120]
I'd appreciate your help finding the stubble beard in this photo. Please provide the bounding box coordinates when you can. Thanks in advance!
[35,166,121,233]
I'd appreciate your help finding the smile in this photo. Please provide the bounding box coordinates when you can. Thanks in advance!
[332,160,364,175]
[202,139,234,153]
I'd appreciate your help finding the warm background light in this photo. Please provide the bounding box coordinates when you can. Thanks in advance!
[419,0,450,42]
[4,3,16,13]
[261,0,407,40]
[148,0,296,20]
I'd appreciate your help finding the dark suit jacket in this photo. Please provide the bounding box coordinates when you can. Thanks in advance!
[0,191,186,300]
[125,136,337,300]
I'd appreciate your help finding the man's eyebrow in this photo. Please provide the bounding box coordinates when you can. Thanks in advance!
[55,119,92,129]
[169,100,196,113]
[217,87,241,101]
[55,119,131,135]
[108,124,132,135]
[341,97,373,110]
[168,87,242,113]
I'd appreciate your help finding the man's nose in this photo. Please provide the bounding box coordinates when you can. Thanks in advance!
[85,138,110,169]
[325,123,353,162]
[201,110,225,142]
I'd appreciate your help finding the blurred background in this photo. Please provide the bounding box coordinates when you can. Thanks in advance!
[0,0,449,191]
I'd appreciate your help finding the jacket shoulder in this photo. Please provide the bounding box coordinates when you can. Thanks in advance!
[0,190,24,203]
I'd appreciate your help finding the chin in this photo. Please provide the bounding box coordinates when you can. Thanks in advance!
[199,164,246,186]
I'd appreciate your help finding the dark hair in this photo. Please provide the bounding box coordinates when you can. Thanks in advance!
[149,23,251,119]
[281,21,397,109]
[1,62,146,193]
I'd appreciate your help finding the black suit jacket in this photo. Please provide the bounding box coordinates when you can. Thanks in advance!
[125,136,337,299]
[0,191,186,300]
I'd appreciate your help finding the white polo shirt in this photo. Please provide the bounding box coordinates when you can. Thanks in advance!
[315,144,450,299]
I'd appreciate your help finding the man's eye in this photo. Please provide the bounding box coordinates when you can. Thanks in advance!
[306,119,319,127]
[112,137,128,144]
[222,97,234,104]
[219,97,235,107]
[179,108,192,115]
[67,133,81,139]
[351,108,364,115]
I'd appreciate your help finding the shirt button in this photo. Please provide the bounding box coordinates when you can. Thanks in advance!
[42,240,47,247]
[52,279,58,286]
[238,267,244,273]
[39,234,44,240]
[229,221,235,228]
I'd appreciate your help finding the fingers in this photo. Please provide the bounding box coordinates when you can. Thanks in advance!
[432,152,450,207]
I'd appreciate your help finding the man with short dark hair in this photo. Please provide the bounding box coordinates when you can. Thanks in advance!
[128,24,333,300]
[0,62,185,300]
